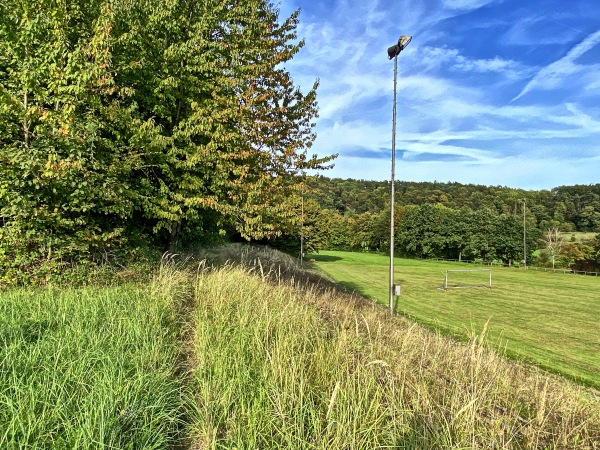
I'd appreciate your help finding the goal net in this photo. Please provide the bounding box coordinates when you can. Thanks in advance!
[442,269,492,290]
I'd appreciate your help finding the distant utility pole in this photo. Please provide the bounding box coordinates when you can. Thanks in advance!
[523,198,527,269]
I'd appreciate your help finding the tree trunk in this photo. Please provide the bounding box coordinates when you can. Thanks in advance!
[164,220,181,254]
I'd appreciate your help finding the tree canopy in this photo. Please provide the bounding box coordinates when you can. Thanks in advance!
[0,0,333,283]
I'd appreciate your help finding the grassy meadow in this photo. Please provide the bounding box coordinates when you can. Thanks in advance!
[1,245,599,448]
[567,231,598,244]
[309,250,600,389]
[0,280,192,449]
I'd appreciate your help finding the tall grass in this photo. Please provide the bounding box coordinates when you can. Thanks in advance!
[0,275,192,449]
[2,244,599,448]
[192,268,402,448]
[189,251,600,449]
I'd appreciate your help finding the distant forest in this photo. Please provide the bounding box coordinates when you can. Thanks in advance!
[270,177,600,271]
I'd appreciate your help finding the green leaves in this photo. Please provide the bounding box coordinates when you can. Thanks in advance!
[1,0,330,283]
[115,0,332,248]
[396,204,525,263]
[0,0,139,282]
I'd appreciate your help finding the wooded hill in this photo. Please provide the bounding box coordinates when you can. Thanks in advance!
[308,177,600,231]
[271,177,600,270]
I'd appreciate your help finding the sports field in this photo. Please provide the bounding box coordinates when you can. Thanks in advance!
[310,251,600,388]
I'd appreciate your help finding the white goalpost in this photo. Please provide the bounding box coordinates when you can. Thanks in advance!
[442,269,492,290]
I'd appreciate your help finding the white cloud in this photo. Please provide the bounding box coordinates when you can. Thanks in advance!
[512,30,600,101]
[503,13,589,48]
[442,0,496,10]
[416,46,531,81]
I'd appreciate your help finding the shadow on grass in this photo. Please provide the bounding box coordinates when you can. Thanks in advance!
[334,280,376,301]
[308,254,343,263]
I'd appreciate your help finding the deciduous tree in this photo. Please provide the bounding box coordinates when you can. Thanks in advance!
[544,228,563,269]
[0,0,332,282]
[113,0,333,251]
[0,0,142,281]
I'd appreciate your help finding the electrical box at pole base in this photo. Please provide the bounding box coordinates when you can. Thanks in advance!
[393,284,401,296]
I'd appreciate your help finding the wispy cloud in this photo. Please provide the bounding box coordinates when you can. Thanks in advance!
[417,46,531,80]
[504,16,580,47]
[512,30,600,101]
[442,0,497,10]
[284,0,600,188]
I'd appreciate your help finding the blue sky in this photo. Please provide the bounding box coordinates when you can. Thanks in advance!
[279,0,600,190]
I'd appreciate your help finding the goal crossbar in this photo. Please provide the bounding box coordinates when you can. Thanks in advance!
[443,269,492,290]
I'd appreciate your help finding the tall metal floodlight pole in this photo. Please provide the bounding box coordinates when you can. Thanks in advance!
[387,35,412,314]
[300,183,304,266]
[523,198,527,269]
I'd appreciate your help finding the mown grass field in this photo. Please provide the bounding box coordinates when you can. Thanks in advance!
[567,231,598,244]
[309,251,600,389]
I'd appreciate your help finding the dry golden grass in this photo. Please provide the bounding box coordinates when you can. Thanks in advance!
[186,244,600,449]
[306,287,600,448]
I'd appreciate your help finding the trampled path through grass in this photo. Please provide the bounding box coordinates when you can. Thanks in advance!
[310,251,600,389]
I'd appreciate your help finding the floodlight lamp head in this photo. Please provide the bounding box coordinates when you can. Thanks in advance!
[398,35,412,50]
[387,35,412,59]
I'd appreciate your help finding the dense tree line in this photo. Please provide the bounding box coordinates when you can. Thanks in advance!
[289,177,600,269]
[307,177,600,233]
[0,0,332,283]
